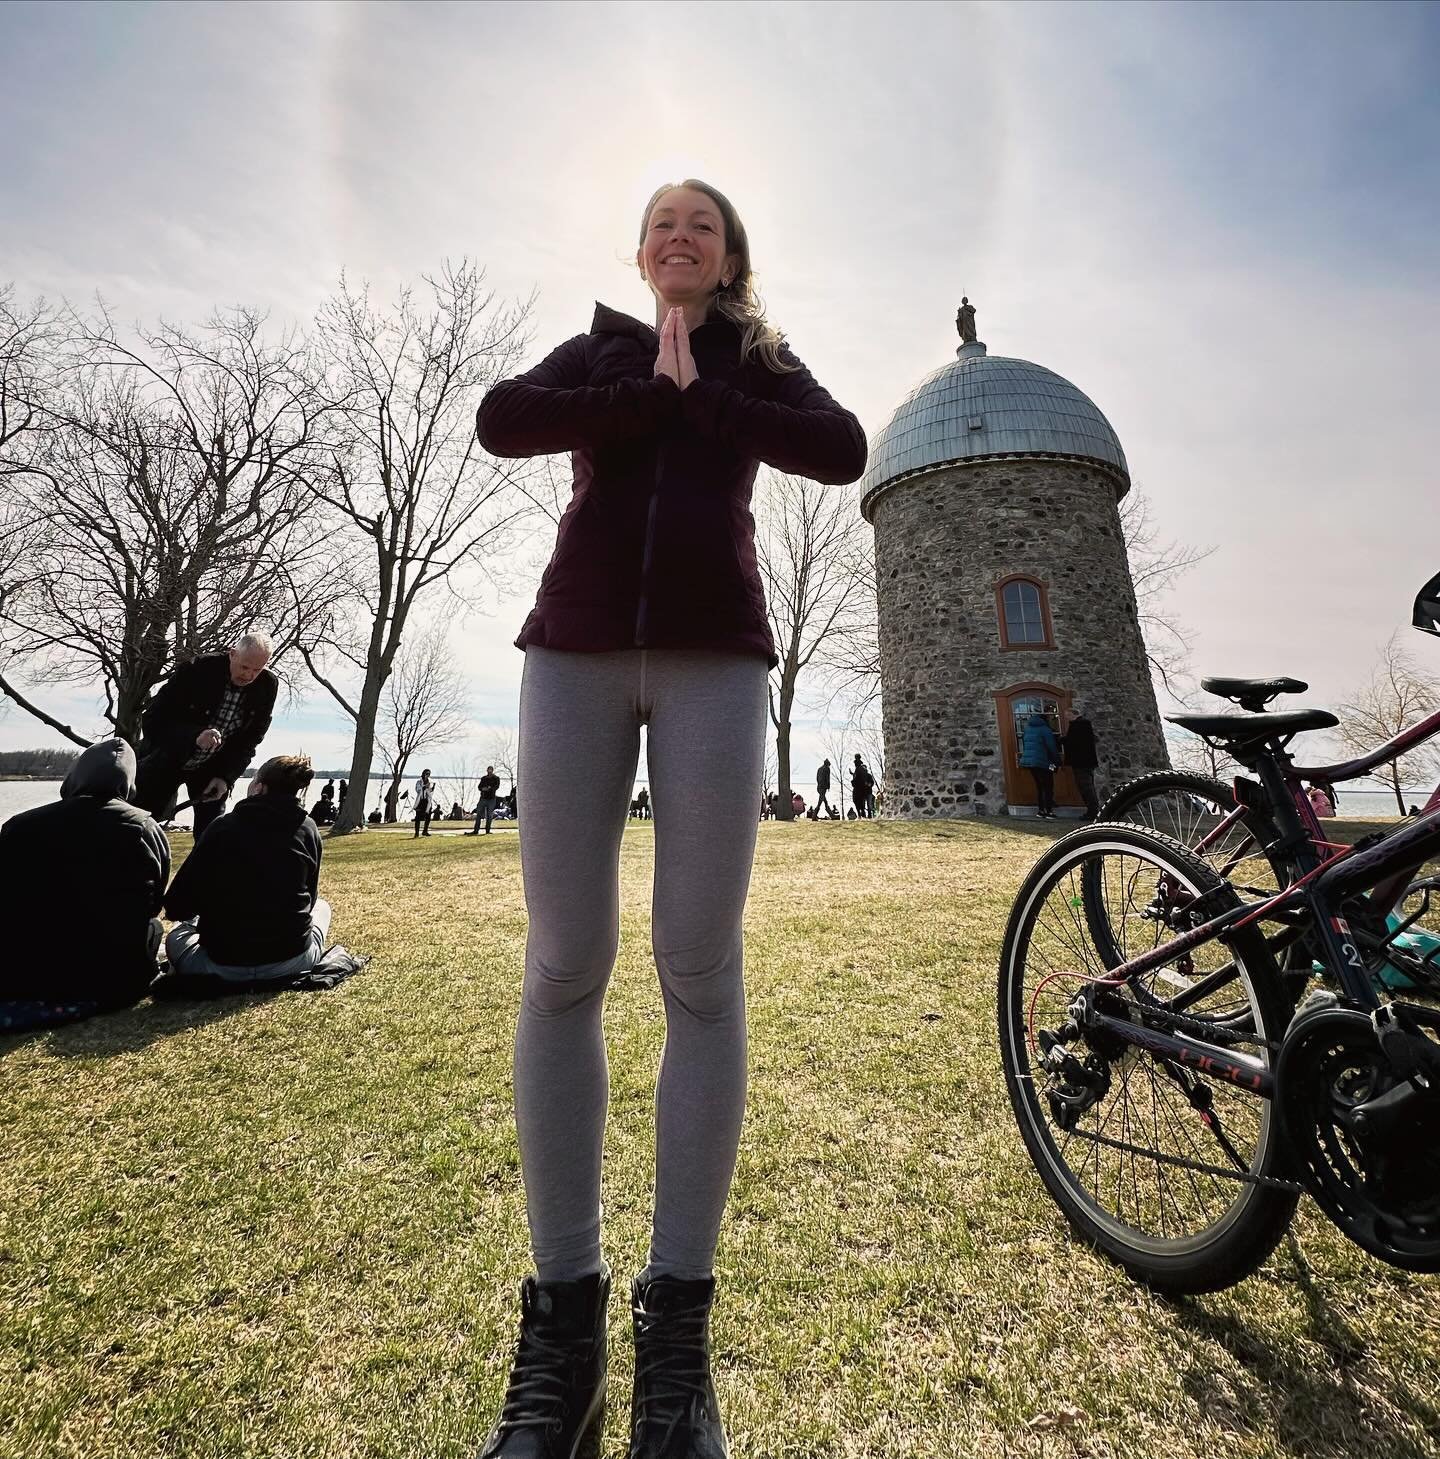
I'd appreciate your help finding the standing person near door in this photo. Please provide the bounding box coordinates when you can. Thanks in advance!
[850,754,875,819]
[1020,712,1062,819]
[474,178,865,1458]
[1061,705,1101,820]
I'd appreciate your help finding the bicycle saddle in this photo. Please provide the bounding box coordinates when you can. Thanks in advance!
[1167,708,1338,750]
[1200,676,1308,712]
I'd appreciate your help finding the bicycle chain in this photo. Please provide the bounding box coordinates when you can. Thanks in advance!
[1124,997,1280,1053]
[1064,1126,1304,1194]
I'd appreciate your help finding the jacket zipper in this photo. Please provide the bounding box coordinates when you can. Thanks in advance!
[633,446,665,646]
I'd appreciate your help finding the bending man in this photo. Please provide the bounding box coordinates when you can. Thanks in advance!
[133,633,277,836]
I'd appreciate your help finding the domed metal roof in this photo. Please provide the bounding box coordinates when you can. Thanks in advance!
[860,338,1129,520]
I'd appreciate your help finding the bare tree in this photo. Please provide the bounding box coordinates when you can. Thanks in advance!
[1168,733,1240,783]
[1335,633,1440,814]
[0,304,339,745]
[1119,489,1213,703]
[756,471,873,820]
[375,619,470,822]
[303,262,534,833]
[817,529,881,721]
[0,287,60,729]
[0,285,56,463]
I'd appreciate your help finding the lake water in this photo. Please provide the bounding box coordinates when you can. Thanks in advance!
[0,774,497,827]
[0,778,1430,826]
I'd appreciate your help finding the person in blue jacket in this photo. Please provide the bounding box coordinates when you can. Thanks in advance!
[1018,712,1062,819]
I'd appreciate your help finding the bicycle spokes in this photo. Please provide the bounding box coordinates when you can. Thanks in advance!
[1020,845,1280,1244]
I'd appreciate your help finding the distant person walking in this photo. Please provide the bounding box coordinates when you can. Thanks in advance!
[468,766,502,835]
[815,758,835,817]
[473,177,865,1456]
[851,754,875,819]
[1020,712,1062,819]
[412,769,440,837]
[1061,706,1101,820]
[132,632,277,838]
[1308,783,1336,819]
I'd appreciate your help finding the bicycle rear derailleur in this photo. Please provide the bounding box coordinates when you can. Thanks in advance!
[1036,992,1116,1131]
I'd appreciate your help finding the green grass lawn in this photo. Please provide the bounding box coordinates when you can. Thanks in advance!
[2,818,1437,1458]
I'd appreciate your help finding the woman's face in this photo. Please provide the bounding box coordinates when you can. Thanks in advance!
[637,186,738,307]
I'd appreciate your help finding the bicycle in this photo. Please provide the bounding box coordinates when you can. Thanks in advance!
[1095,570,1440,995]
[996,572,1440,1292]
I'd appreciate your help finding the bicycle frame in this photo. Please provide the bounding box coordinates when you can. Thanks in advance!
[1178,709,1440,915]
[1294,705,1440,814]
[1077,806,1440,1094]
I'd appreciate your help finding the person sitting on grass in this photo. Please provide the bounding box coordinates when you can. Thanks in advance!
[162,754,331,988]
[0,739,169,1032]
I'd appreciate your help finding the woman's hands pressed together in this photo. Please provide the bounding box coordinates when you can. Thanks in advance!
[653,306,699,390]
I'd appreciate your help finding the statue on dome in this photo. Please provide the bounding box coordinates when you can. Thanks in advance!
[956,297,977,344]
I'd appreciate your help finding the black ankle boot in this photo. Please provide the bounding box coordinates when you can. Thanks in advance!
[479,1268,609,1459]
[628,1273,728,1458]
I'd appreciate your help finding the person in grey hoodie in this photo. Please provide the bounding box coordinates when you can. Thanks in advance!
[0,738,169,1030]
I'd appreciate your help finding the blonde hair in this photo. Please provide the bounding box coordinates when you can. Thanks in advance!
[638,179,799,375]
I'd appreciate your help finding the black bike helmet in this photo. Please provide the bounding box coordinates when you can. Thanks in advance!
[1415,570,1440,637]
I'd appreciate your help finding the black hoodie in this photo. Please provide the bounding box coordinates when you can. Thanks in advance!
[164,792,321,965]
[0,739,169,1004]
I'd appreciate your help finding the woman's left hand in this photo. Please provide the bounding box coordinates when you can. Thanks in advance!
[674,312,699,390]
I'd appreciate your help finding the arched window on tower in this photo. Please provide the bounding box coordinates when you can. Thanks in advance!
[995,575,1054,650]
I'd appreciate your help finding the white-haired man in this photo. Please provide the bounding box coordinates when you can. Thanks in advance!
[133,633,278,837]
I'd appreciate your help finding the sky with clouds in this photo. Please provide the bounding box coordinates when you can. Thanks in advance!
[2,0,1438,790]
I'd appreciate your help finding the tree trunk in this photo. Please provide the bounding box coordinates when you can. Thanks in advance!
[113,673,155,749]
[1391,765,1406,816]
[386,753,412,828]
[332,667,386,834]
[774,676,796,822]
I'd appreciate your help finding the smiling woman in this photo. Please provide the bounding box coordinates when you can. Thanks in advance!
[473,180,866,1458]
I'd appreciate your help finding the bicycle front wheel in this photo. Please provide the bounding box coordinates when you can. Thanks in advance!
[998,824,1298,1293]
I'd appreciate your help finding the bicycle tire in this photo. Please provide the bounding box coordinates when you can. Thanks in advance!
[1099,771,1281,889]
[998,823,1299,1294]
[1097,770,1312,985]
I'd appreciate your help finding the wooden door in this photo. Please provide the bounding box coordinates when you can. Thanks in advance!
[992,683,1083,811]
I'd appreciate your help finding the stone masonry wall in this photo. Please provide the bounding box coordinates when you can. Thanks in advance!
[871,457,1169,817]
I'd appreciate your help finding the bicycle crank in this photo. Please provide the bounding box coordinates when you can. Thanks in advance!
[1275,999,1440,1271]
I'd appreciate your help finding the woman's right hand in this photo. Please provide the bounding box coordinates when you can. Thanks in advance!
[654,307,681,387]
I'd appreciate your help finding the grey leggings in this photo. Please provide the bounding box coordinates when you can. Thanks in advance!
[515,645,768,1282]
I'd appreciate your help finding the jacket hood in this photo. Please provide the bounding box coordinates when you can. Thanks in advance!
[590,301,738,345]
[61,737,136,801]
[592,302,655,343]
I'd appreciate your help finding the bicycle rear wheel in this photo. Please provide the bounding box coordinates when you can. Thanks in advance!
[998,824,1298,1293]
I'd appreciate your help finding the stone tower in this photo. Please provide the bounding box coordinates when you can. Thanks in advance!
[861,306,1167,818]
